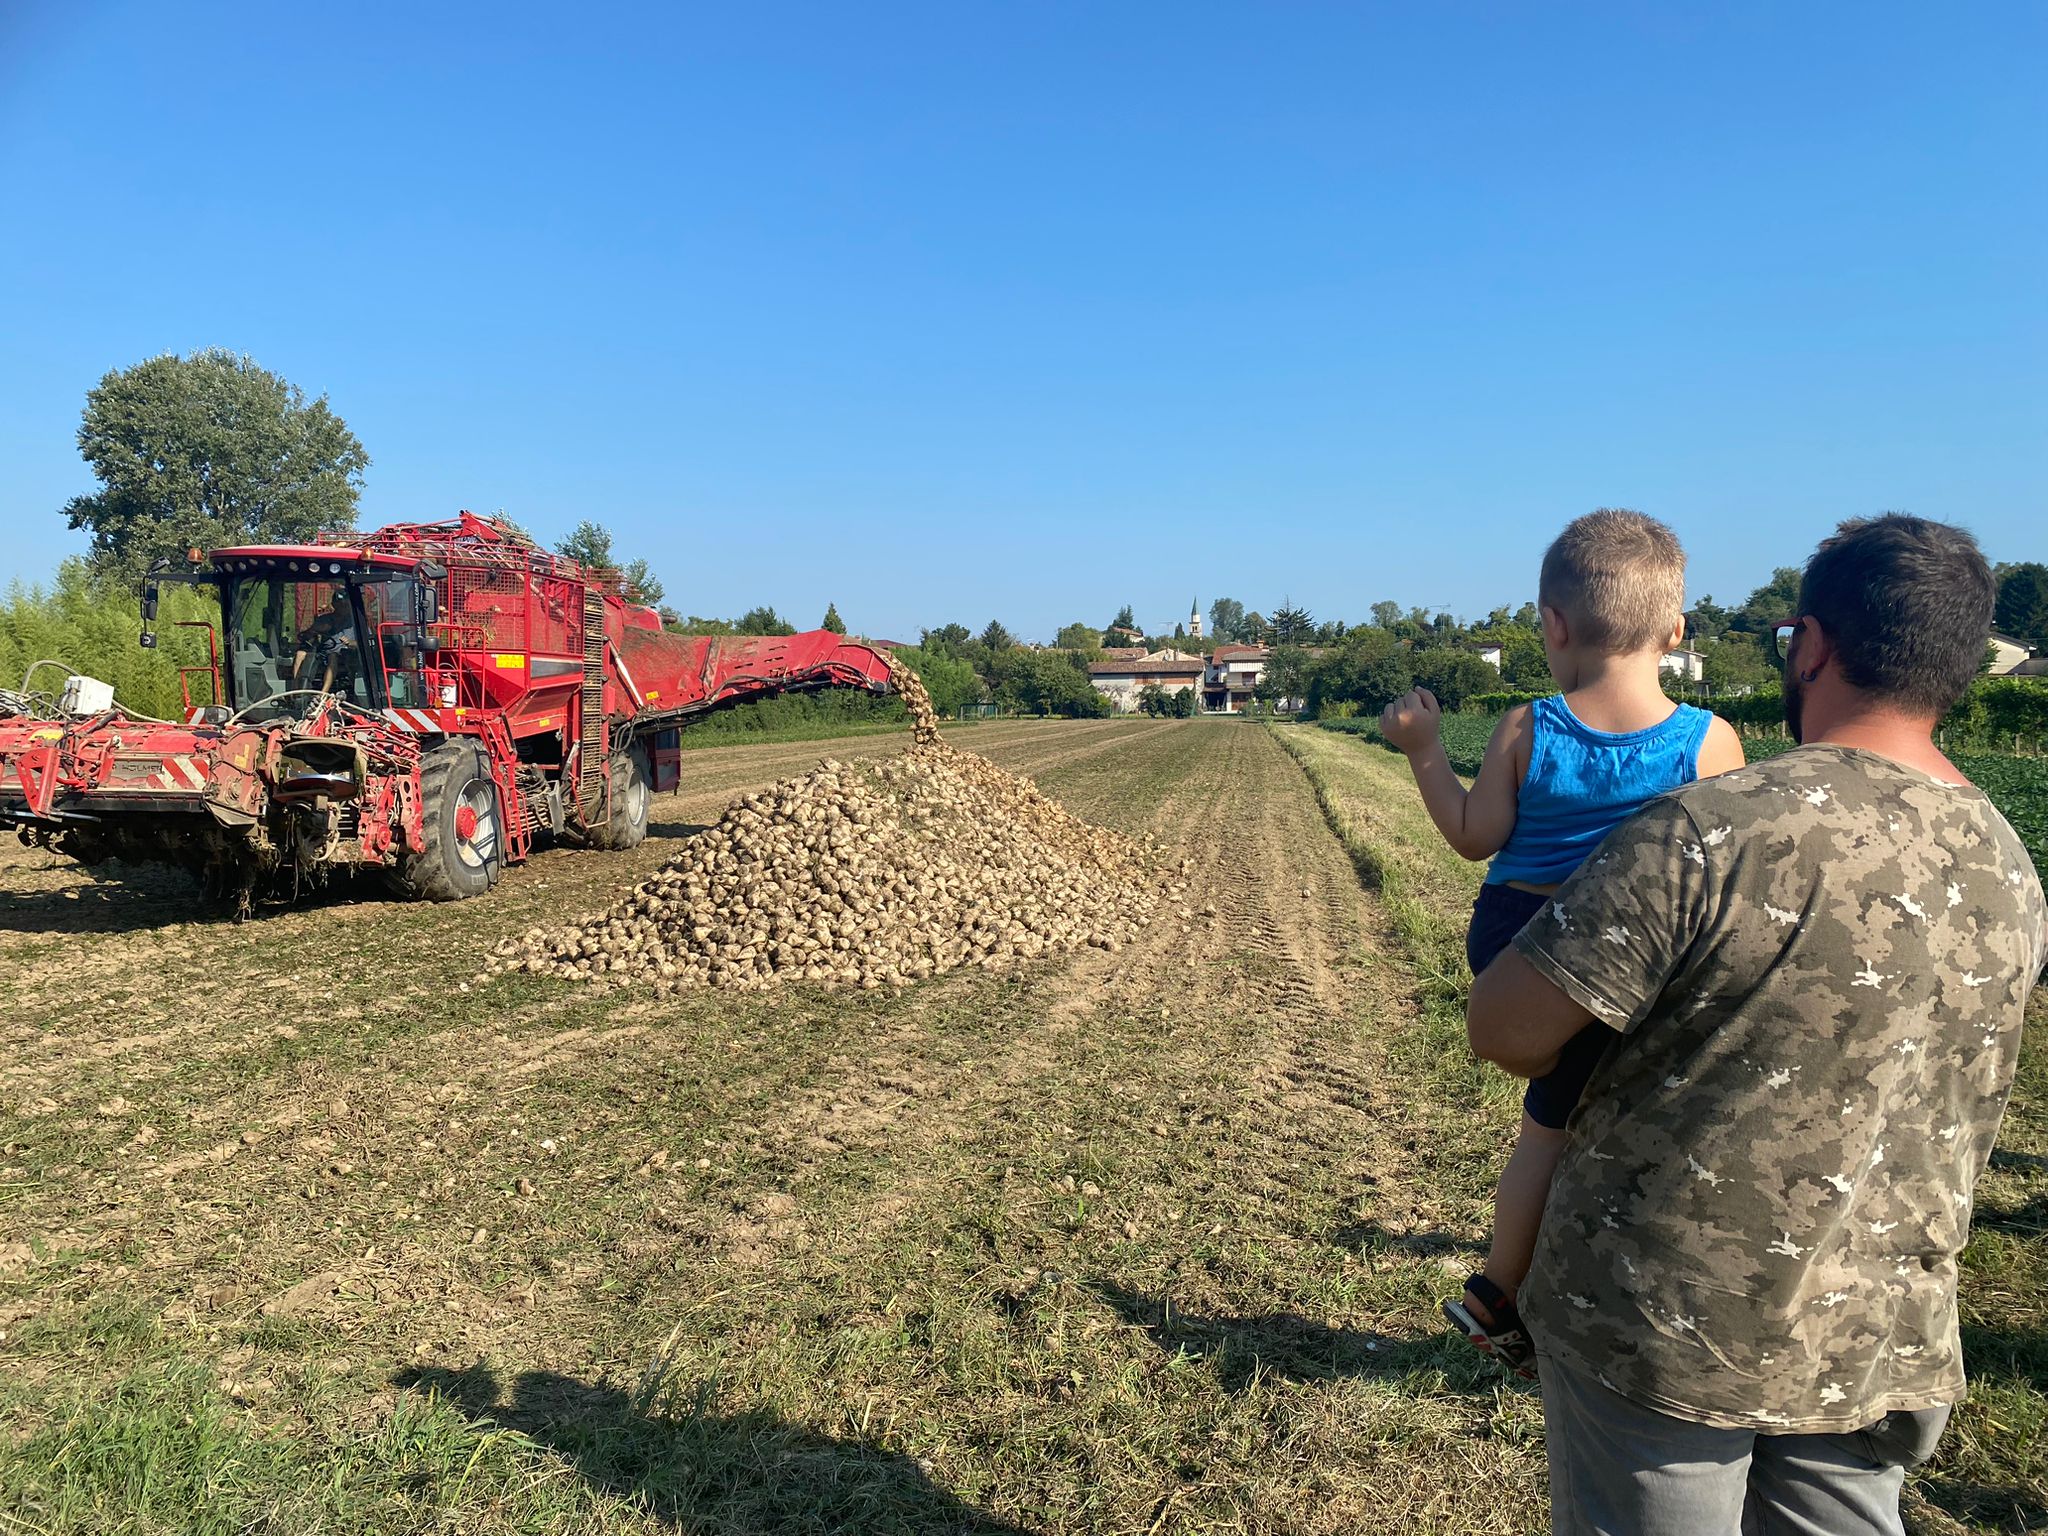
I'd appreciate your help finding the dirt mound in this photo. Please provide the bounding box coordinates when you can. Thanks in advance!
[492,657,1175,992]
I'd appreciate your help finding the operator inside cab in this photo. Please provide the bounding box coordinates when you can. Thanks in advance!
[291,587,359,695]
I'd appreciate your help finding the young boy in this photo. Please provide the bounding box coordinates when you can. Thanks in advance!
[1379,508,1744,1378]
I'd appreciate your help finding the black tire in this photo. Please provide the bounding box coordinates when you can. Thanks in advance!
[587,742,649,851]
[386,740,505,901]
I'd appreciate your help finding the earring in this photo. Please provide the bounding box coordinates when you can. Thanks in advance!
[1800,669,1819,683]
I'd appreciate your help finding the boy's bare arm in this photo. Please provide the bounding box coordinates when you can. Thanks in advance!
[1696,714,1746,778]
[1379,693,1529,861]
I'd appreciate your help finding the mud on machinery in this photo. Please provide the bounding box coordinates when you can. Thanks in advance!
[0,513,897,909]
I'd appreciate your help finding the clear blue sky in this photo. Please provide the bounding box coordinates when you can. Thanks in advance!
[2,1,2041,642]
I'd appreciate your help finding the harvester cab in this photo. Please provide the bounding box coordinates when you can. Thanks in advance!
[143,550,443,724]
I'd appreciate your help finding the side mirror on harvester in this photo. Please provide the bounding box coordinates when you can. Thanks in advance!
[139,581,160,648]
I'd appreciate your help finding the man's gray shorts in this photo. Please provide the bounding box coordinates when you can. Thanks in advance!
[1539,1350,1949,1535]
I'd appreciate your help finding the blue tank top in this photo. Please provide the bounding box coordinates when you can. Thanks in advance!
[1487,695,1713,887]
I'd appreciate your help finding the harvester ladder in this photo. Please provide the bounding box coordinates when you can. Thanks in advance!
[477,714,533,865]
[577,590,608,814]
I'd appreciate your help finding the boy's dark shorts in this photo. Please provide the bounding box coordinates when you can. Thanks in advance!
[1467,883,1613,1132]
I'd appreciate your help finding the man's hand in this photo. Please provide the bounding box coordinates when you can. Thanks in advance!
[1380,687,1444,756]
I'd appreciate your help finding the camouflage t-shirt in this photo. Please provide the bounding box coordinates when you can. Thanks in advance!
[1513,745,2046,1432]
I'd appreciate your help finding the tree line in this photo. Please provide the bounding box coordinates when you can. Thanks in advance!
[14,349,2048,728]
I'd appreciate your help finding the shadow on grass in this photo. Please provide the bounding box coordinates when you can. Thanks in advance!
[1326,1220,1487,1261]
[1088,1281,1507,1395]
[1910,1478,2048,1535]
[0,861,217,933]
[647,817,713,841]
[1961,1323,2048,1396]
[396,1361,1030,1535]
[1973,1191,2048,1240]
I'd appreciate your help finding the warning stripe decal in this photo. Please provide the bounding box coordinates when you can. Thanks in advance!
[154,755,207,790]
[381,709,443,732]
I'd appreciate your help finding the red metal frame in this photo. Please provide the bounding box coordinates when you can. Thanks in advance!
[172,620,222,711]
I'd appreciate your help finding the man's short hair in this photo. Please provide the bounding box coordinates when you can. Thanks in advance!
[1539,509,1687,652]
[1800,514,1995,717]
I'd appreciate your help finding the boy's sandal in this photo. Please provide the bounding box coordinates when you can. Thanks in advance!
[1442,1274,1539,1380]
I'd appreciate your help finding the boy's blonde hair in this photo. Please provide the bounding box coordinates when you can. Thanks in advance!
[1539,508,1687,653]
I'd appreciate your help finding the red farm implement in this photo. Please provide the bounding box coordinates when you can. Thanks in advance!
[0,513,895,908]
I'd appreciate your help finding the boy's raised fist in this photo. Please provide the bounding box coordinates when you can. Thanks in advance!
[1379,687,1443,755]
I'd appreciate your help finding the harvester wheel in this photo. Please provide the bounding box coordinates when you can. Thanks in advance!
[588,743,649,851]
[388,740,503,901]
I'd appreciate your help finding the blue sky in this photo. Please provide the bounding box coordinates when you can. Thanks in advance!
[2,1,2041,642]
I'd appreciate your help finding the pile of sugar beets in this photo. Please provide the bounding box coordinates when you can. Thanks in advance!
[491,657,1187,993]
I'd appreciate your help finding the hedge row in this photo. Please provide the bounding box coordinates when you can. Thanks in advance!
[1459,678,2047,749]
[1709,677,2048,746]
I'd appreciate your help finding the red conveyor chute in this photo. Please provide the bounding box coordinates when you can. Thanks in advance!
[612,628,895,727]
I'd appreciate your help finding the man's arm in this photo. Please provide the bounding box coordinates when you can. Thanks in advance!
[1468,948,1600,1078]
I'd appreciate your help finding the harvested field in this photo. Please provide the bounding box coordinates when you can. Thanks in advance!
[0,720,2042,1533]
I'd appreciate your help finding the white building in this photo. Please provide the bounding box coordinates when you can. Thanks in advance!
[1660,647,1706,683]
[1187,598,1203,641]
[1989,632,2043,676]
[1087,649,1207,713]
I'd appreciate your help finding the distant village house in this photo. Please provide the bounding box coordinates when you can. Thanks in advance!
[1086,649,1206,713]
[1989,632,2048,677]
[1203,644,1270,714]
[1660,647,1706,683]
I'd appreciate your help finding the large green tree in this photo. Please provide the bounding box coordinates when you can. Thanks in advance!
[821,602,846,635]
[886,644,980,716]
[1207,597,1245,642]
[992,648,1108,716]
[1703,633,1775,694]
[1054,621,1101,652]
[1994,562,2048,640]
[1686,595,1731,644]
[65,350,368,584]
[1304,627,1410,716]
[1471,624,1551,690]
[1258,644,1313,709]
[1411,648,1502,711]
[1268,600,1314,646]
[1731,568,1804,634]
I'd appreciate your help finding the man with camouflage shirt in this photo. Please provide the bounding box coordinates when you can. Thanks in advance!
[1467,515,2047,1534]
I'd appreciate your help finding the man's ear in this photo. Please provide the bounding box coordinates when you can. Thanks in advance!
[1668,614,1687,652]
[1797,616,1835,680]
[1542,605,1570,650]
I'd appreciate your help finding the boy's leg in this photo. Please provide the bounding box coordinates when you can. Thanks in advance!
[1740,1410,1948,1536]
[1538,1349,1751,1535]
[1477,1113,1569,1312]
